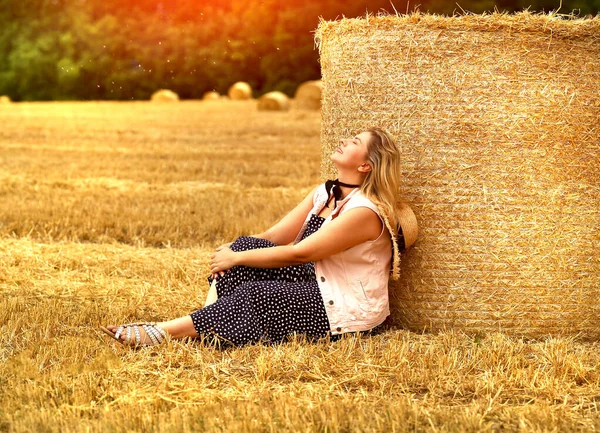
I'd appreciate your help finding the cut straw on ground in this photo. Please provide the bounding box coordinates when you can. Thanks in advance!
[2,96,600,432]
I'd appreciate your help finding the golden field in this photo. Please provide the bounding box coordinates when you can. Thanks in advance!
[1,100,599,432]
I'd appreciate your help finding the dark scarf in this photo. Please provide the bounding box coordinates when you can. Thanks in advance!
[324,179,361,208]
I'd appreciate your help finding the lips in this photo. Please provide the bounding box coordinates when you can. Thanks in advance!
[336,147,343,154]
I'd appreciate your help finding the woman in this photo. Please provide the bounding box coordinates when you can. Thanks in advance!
[101,128,414,347]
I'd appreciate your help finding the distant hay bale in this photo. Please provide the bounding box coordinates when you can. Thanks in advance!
[0,95,11,104]
[150,89,179,102]
[203,91,220,101]
[294,80,322,110]
[228,82,253,100]
[316,12,600,339]
[257,91,290,111]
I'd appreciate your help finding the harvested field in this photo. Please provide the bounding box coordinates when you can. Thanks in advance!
[1,100,599,432]
[0,101,319,246]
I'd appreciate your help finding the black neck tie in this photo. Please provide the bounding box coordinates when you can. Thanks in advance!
[324,179,360,208]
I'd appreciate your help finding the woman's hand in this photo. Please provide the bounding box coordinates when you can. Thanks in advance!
[210,242,234,279]
[210,245,238,275]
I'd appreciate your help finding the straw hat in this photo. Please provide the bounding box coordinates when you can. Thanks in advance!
[397,201,418,250]
[381,200,418,280]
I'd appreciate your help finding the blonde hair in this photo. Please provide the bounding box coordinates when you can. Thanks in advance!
[360,127,403,279]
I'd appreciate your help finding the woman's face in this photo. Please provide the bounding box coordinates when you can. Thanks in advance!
[331,131,371,170]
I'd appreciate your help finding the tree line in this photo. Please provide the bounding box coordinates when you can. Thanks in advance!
[0,0,597,101]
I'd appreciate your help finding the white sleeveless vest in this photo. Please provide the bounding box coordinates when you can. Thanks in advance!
[295,183,392,334]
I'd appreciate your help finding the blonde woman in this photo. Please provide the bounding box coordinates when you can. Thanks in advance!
[101,128,417,347]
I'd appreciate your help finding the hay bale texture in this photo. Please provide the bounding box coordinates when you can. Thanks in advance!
[0,95,11,104]
[316,12,600,338]
[150,89,179,102]
[257,91,291,111]
[228,82,253,100]
[294,80,323,110]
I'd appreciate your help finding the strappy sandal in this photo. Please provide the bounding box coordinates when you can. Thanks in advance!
[100,322,168,347]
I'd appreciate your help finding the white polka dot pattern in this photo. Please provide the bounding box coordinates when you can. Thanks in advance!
[190,214,331,346]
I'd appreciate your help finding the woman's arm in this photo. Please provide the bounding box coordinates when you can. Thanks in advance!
[211,187,317,278]
[250,187,318,245]
[210,207,383,273]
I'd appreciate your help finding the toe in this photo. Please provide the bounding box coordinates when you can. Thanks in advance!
[105,325,119,334]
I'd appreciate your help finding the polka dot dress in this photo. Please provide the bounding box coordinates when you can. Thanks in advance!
[190,214,331,346]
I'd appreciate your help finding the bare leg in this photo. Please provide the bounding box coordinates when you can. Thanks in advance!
[156,316,198,339]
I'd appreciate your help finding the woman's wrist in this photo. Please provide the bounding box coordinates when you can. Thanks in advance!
[233,250,245,267]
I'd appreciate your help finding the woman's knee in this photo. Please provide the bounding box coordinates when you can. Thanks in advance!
[230,236,277,252]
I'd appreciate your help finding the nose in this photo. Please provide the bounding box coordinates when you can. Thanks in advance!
[340,139,348,147]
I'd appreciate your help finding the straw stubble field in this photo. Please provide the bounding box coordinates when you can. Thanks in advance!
[1,101,599,432]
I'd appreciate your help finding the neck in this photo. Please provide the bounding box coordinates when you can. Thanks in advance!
[336,169,364,187]
[334,177,362,201]
[336,179,360,188]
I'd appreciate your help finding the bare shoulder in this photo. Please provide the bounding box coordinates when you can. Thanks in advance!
[330,206,383,241]
[291,205,384,262]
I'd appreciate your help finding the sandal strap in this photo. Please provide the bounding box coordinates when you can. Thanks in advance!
[134,325,141,345]
[115,326,125,340]
[132,322,167,342]
[154,326,165,344]
[112,322,168,346]
[146,324,166,344]
[151,324,167,340]
[143,324,159,345]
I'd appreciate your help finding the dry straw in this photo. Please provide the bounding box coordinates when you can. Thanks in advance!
[316,12,600,339]
[294,80,323,110]
[228,81,253,100]
[257,91,291,111]
[0,95,11,104]
[150,89,179,102]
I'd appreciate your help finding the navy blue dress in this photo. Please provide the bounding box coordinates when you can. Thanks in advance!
[189,214,331,346]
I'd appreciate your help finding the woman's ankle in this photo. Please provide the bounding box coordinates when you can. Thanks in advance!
[157,316,199,339]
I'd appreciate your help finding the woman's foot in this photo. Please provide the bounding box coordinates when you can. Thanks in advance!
[100,323,167,347]
[100,316,199,347]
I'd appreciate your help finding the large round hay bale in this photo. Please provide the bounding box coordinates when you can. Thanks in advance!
[228,82,252,100]
[294,80,323,110]
[0,95,11,104]
[202,91,220,101]
[316,13,600,339]
[257,91,290,111]
[150,89,179,102]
